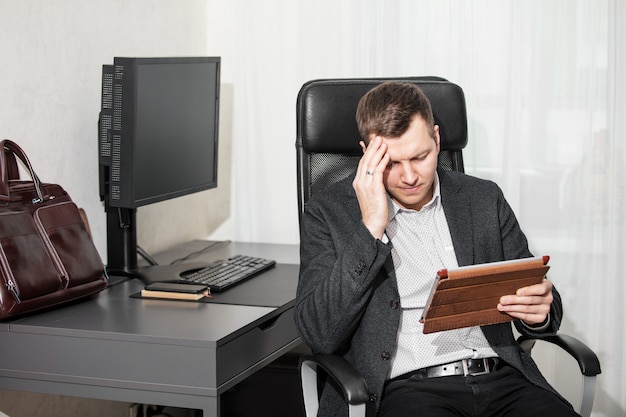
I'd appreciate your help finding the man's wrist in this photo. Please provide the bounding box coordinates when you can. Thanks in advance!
[522,312,551,331]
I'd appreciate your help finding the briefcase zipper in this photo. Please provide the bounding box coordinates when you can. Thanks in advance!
[6,278,21,303]
[0,243,22,303]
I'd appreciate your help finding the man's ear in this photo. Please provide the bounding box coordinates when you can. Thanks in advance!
[360,135,376,154]
[359,140,367,154]
[433,125,441,152]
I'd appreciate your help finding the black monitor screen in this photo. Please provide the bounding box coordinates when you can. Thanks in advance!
[133,60,219,205]
[98,56,220,275]
[100,56,220,209]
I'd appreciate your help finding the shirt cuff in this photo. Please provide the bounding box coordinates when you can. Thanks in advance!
[521,312,551,331]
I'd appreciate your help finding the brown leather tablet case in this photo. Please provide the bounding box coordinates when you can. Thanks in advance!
[420,256,550,334]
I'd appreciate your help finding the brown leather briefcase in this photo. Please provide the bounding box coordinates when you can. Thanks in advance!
[0,139,108,319]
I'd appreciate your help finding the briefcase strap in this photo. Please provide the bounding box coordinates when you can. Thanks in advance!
[0,139,43,203]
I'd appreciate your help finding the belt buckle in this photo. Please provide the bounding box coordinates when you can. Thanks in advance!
[462,358,491,377]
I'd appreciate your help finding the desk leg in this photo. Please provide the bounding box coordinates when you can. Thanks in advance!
[193,397,219,417]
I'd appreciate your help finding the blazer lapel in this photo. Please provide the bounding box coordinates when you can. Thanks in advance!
[439,169,474,267]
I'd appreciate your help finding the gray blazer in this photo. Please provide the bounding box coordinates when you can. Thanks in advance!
[295,168,567,417]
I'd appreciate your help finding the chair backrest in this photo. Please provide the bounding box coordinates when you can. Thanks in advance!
[296,77,469,220]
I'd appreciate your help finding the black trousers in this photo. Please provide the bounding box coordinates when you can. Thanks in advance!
[378,363,580,417]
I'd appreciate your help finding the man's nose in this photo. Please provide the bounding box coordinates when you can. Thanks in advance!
[400,161,417,184]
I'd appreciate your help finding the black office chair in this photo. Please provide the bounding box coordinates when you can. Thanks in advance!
[295,77,601,417]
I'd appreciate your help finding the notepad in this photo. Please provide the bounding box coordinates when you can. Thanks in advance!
[420,256,550,334]
[140,282,211,301]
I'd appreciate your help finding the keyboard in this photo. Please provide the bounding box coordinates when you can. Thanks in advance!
[178,254,276,292]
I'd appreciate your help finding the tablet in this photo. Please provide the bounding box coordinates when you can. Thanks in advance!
[420,256,550,334]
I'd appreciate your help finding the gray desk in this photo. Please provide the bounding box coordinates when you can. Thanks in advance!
[0,241,301,416]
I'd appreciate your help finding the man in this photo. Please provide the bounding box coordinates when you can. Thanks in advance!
[295,81,578,417]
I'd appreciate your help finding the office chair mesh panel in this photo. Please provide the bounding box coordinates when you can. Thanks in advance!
[310,153,360,196]
[308,150,457,198]
[438,150,454,172]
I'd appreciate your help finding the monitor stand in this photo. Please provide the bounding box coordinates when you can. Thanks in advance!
[105,206,211,284]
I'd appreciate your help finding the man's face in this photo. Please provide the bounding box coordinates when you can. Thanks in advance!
[380,115,440,211]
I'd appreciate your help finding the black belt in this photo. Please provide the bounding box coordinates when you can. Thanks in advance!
[395,358,501,380]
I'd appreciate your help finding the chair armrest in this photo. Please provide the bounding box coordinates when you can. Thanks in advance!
[517,334,601,376]
[299,353,370,405]
[517,333,601,417]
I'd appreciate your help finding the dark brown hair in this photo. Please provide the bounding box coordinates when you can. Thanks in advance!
[356,81,435,143]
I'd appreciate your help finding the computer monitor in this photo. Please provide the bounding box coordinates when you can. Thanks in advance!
[98,56,221,278]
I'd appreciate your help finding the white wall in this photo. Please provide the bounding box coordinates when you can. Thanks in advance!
[0,0,235,263]
[0,1,227,415]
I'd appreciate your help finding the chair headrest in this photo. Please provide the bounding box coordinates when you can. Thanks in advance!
[297,77,468,154]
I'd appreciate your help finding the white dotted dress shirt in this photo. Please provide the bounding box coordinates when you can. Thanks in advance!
[386,174,497,379]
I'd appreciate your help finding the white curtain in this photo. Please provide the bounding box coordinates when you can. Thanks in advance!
[222,1,624,415]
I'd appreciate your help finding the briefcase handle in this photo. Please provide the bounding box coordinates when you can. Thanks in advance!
[0,139,44,203]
